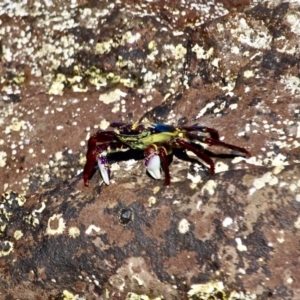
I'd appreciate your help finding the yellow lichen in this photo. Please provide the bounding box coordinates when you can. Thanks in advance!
[46,213,66,235]
[14,230,24,240]
[0,240,14,257]
[68,226,80,238]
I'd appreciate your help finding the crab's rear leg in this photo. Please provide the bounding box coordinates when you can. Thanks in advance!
[144,145,171,185]
[179,125,220,140]
[176,139,217,174]
[186,133,251,157]
[176,134,250,174]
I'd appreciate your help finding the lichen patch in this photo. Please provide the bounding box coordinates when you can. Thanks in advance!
[0,151,7,167]
[285,10,300,36]
[85,224,100,235]
[201,180,217,196]
[188,281,225,298]
[215,161,229,173]
[235,237,247,252]
[46,213,66,235]
[178,218,190,234]
[231,17,272,49]
[14,230,24,240]
[68,226,80,238]
[281,75,300,94]
[0,240,14,257]
[99,89,127,104]
[252,172,279,193]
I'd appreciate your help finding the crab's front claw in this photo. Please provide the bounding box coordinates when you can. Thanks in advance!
[145,151,161,180]
[97,156,110,185]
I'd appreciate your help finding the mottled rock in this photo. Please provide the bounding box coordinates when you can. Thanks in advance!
[1,164,300,299]
[0,0,300,299]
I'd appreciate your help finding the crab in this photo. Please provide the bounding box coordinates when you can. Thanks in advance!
[83,122,250,186]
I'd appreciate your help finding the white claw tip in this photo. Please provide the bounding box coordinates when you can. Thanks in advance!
[97,157,110,185]
[146,155,161,180]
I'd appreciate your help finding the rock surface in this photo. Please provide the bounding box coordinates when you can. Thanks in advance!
[0,0,300,299]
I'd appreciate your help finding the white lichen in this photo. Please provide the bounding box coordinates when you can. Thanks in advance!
[235,237,247,252]
[201,180,217,196]
[0,240,14,257]
[99,89,127,104]
[0,151,7,167]
[85,224,100,235]
[178,218,190,234]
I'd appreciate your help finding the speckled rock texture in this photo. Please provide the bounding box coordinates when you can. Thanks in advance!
[1,0,300,299]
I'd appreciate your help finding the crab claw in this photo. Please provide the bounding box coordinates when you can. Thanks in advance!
[97,156,110,185]
[145,153,161,180]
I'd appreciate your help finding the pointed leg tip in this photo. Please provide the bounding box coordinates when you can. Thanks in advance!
[83,175,89,187]
[240,150,251,159]
[164,178,171,186]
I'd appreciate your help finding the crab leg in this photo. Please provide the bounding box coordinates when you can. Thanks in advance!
[83,149,99,186]
[179,126,220,140]
[158,146,171,186]
[83,145,111,186]
[83,131,119,186]
[176,139,216,174]
[185,133,251,157]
